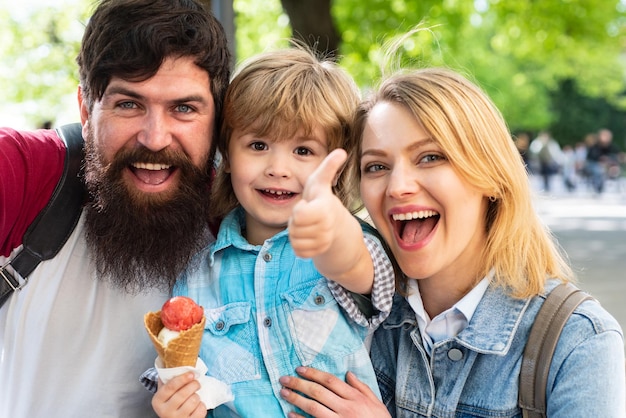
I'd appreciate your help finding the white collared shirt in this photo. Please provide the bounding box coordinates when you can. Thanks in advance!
[407,274,491,354]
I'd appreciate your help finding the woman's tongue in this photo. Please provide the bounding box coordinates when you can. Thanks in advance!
[400,217,437,244]
[134,168,170,185]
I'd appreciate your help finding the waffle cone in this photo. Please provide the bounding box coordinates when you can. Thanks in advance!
[144,311,206,368]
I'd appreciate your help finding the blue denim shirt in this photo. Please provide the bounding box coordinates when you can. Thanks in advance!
[371,280,626,417]
[174,207,387,417]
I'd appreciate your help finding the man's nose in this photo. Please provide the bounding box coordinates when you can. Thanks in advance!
[136,113,173,152]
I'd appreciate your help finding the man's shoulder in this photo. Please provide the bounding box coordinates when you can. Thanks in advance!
[1,127,67,256]
[0,127,67,169]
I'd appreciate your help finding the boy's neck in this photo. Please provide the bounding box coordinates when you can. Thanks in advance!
[243,211,287,245]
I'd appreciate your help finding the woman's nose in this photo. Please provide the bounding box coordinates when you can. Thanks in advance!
[386,163,419,199]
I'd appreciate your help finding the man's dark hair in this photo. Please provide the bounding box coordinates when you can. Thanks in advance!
[77,0,231,118]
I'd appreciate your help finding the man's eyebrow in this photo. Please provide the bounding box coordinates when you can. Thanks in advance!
[104,86,209,104]
[174,94,210,104]
[104,85,142,99]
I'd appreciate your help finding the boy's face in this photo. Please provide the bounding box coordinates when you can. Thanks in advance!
[226,126,329,245]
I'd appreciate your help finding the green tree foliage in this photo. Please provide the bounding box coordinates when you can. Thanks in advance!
[1,0,625,140]
[0,4,90,126]
[236,0,626,141]
[233,0,291,65]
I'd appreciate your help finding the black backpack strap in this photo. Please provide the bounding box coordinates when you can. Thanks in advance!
[519,282,593,417]
[0,123,85,308]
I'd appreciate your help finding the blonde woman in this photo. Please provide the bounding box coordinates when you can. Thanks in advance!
[280,68,625,417]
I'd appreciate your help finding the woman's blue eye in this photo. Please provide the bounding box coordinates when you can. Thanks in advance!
[364,163,386,173]
[420,154,445,164]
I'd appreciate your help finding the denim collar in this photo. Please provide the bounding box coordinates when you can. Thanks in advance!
[209,206,289,264]
[383,281,533,355]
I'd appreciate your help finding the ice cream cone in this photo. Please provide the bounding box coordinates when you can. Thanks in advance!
[144,311,206,368]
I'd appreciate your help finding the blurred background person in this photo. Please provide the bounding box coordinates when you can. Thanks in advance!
[586,128,620,194]
[529,130,563,193]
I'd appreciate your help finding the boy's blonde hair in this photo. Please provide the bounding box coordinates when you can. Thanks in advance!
[210,46,361,220]
[353,68,573,298]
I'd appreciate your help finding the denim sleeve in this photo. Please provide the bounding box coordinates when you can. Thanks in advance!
[547,306,625,416]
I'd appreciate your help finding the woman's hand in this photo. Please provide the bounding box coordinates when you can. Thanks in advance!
[152,372,207,418]
[279,367,391,418]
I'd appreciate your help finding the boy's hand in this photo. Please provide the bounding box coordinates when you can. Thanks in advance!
[152,373,207,418]
[289,148,348,258]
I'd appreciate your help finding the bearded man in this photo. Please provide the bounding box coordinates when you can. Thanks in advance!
[0,0,230,416]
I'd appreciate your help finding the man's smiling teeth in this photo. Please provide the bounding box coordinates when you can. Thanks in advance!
[392,210,438,221]
[263,189,293,196]
[132,162,171,170]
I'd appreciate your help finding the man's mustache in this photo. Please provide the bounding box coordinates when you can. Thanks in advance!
[107,146,194,172]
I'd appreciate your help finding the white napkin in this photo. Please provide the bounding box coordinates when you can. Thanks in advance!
[155,357,234,410]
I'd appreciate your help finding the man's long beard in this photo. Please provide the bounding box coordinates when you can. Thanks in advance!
[83,135,213,294]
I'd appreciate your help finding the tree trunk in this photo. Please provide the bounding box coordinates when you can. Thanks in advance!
[280,0,340,59]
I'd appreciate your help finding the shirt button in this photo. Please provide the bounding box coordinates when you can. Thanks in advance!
[263,317,272,327]
[215,320,225,331]
[263,253,272,262]
[448,348,463,361]
[314,295,325,305]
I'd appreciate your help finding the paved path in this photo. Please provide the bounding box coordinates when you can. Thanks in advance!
[533,182,626,345]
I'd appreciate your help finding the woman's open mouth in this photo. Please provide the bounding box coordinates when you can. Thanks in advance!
[392,210,439,245]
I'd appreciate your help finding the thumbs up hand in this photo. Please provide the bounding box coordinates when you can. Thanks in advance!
[289,148,348,259]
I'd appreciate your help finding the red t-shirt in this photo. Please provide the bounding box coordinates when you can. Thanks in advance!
[0,128,65,256]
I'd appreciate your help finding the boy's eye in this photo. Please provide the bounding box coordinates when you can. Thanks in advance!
[251,142,267,151]
[295,147,313,156]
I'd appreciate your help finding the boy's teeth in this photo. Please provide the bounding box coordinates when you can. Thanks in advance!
[265,189,291,196]
[392,210,437,221]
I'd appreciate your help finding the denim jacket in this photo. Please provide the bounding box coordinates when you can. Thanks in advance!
[370,280,626,417]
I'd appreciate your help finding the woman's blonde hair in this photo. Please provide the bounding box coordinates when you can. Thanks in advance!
[353,68,573,298]
[210,46,361,220]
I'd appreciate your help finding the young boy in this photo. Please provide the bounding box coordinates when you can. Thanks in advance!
[150,47,395,417]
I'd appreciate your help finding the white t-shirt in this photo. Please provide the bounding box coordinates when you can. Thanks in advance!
[0,215,169,417]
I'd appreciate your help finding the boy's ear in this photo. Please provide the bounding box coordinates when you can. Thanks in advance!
[223,156,231,174]
[332,169,342,187]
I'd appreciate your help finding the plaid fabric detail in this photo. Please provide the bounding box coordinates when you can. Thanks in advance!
[139,367,159,394]
[329,234,395,330]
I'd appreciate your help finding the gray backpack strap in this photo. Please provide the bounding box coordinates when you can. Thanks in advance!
[519,282,593,417]
[0,123,85,308]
